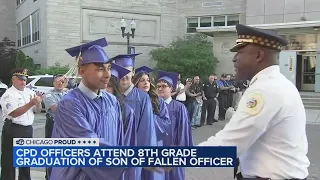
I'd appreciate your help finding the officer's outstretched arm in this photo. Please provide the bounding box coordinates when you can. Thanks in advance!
[198,88,282,157]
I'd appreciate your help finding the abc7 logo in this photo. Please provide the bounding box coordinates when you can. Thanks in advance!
[15,139,25,145]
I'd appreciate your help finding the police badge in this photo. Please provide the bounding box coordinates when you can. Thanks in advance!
[246,97,257,108]
[243,92,264,115]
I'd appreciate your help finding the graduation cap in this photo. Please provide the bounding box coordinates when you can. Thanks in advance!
[135,66,153,74]
[111,53,141,67]
[157,70,178,88]
[11,68,28,81]
[65,38,110,65]
[111,63,131,81]
[230,24,288,52]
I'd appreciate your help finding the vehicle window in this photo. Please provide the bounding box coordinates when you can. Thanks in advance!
[27,78,35,85]
[34,77,54,87]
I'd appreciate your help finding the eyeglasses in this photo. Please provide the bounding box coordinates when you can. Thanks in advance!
[157,85,169,89]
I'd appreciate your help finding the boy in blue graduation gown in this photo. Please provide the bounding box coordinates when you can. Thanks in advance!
[50,38,126,180]
[111,54,158,180]
[105,63,137,180]
[156,71,194,180]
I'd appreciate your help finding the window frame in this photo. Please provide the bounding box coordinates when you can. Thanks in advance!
[17,10,40,47]
[34,77,54,87]
[186,14,240,33]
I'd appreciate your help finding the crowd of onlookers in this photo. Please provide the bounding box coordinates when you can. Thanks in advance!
[171,73,249,129]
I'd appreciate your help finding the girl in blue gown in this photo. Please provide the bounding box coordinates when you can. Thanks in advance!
[132,67,171,180]
[104,63,136,180]
[132,67,170,147]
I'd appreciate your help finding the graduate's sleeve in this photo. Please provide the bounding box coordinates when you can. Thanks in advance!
[155,98,171,135]
[123,105,136,146]
[53,99,113,146]
[52,99,126,179]
[115,100,124,146]
[198,88,282,157]
[138,94,157,146]
[176,104,193,146]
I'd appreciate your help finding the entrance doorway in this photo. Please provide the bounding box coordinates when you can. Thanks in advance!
[298,52,316,91]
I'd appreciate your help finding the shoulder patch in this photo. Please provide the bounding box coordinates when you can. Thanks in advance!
[3,94,10,101]
[242,92,264,115]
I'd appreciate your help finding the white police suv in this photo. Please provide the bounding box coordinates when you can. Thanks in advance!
[26,74,80,95]
[0,80,8,97]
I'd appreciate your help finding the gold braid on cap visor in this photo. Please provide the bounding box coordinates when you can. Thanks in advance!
[236,35,283,50]
[13,69,28,76]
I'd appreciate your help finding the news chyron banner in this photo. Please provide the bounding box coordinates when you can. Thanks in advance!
[13,138,237,168]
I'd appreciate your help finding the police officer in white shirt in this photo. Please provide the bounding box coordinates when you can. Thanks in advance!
[199,24,309,180]
[0,68,42,180]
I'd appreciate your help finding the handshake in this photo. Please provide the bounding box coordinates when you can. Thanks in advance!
[29,93,43,106]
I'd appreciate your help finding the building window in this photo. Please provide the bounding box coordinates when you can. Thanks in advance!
[17,0,25,6]
[17,10,40,47]
[200,17,211,27]
[213,16,225,26]
[186,14,239,33]
[227,15,239,26]
[32,11,40,42]
[17,24,21,47]
[187,18,198,33]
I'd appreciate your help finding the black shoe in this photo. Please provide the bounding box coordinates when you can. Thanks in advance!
[196,125,202,127]
[213,119,218,122]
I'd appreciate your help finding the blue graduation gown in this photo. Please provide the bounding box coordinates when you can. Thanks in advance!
[50,88,125,180]
[144,97,171,180]
[154,97,171,146]
[122,103,136,146]
[124,87,157,180]
[165,100,193,180]
[121,103,137,180]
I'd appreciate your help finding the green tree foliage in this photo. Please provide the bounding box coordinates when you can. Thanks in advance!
[0,37,17,85]
[150,33,218,79]
[34,63,69,75]
[15,50,36,75]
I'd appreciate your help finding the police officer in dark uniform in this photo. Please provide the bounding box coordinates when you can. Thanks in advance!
[217,74,232,120]
[201,74,219,125]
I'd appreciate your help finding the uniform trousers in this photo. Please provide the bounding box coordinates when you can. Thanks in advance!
[45,114,54,180]
[218,93,228,119]
[200,98,216,125]
[1,120,33,180]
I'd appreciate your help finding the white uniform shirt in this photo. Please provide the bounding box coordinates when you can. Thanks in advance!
[199,65,309,179]
[176,83,186,101]
[0,86,37,126]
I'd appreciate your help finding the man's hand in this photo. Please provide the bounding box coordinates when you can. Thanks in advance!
[30,94,42,106]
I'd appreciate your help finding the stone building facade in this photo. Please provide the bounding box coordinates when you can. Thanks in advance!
[15,0,242,68]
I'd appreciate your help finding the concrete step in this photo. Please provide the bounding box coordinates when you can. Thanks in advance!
[302,98,320,103]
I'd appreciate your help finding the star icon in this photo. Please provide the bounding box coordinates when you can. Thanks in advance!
[78,140,81,144]
[88,140,91,144]
[83,140,86,144]
[93,140,96,144]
